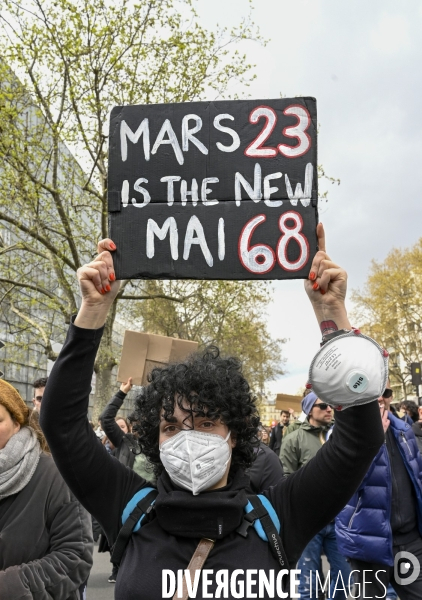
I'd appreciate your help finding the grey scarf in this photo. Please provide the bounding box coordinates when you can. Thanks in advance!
[0,427,41,500]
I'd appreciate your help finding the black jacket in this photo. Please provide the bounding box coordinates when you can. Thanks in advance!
[0,453,93,599]
[100,390,138,469]
[40,322,384,600]
[269,422,285,454]
[246,441,285,493]
[412,421,422,455]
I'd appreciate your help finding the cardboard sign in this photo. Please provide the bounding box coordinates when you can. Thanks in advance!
[117,330,198,386]
[108,98,318,280]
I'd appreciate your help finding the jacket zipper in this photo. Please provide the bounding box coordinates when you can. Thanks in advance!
[400,432,411,456]
[348,497,362,528]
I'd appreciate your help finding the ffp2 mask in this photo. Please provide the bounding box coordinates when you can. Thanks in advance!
[159,429,231,495]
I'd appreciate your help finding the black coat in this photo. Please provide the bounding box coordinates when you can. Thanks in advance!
[246,441,285,493]
[269,422,285,454]
[41,323,385,600]
[412,421,422,455]
[100,390,138,469]
[0,452,93,599]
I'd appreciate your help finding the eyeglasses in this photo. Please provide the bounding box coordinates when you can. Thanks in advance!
[313,402,331,411]
[382,389,393,399]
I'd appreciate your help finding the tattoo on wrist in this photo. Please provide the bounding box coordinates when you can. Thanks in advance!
[320,320,338,336]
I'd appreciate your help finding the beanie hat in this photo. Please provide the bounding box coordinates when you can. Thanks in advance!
[301,391,318,416]
[0,380,29,426]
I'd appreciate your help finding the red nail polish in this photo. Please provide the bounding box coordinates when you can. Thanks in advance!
[312,282,319,290]
[109,273,115,282]
[320,289,326,295]
[110,242,116,250]
[105,284,111,292]
[309,272,316,281]
[100,289,105,295]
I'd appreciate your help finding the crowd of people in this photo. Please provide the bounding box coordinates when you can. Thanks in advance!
[0,227,421,600]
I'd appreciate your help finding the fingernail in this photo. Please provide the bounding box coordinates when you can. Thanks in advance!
[109,273,115,282]
[320,289,326,295]
[105,284,111,292]
[309,272,316,281]
[110,242,116,250]
[312,282,319,290]
[100,289,105,295]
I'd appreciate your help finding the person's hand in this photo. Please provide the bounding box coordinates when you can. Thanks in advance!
[304,224,351,330]
[75,239,120,329]
[120,377,133,394]
[380,405,390,433]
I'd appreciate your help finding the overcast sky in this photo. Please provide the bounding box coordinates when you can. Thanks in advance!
[196,0,422,395]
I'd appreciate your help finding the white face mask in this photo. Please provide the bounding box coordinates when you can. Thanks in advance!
[309,330,388,410]
[159,429,231,495]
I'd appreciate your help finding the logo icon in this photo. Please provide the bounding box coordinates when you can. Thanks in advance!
[394,551,420,586]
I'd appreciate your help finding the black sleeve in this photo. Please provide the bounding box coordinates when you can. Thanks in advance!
[268,427,276,450]
[99,390,127,448]
[265,401,384,566]
[40,322,147,546]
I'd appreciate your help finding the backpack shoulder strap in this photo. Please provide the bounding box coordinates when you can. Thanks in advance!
[237,494,290,570]
[111,487,158,566]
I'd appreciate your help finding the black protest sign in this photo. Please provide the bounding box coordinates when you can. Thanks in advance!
[108,98,318,280]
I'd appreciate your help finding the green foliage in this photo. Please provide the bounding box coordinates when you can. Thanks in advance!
[0,0,263,416]
[352,239,422,399]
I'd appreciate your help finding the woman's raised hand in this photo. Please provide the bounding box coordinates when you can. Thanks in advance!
[304,224,351,331]
[75,239,120,329]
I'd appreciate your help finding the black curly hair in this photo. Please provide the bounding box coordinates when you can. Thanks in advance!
[129,346,260,477]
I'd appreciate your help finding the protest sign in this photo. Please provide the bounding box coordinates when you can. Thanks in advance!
[117,330,198,386]
[108,98,318,280]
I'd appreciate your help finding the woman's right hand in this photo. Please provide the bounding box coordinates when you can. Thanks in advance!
[120,377,133,394]
[75,239,120,329]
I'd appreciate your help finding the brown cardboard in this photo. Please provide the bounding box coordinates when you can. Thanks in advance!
[117,330,198,386]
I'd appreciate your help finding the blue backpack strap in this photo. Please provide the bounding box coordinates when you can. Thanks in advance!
[245,494,280,541]
[111,487,157,566]
[237,495,289,569]
[121,487,157,531]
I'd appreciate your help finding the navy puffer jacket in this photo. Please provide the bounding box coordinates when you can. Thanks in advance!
[335,412,422,566]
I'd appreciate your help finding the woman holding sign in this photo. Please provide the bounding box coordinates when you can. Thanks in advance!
[40,225,386,600]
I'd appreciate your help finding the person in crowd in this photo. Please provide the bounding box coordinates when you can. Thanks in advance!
[336,381,422,599]
[100,377,138,470]
[280,392,334,475]
[400,399,419,424]
[40,226,385,598]
[0,379,93,599]
[411,405,422,454]
[282,390,313,440]
[32,376,48,412]
[258,424,270,445]
[280,392,349,599]
[269,410,290,454]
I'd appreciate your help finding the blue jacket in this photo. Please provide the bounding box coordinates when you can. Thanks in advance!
[335,412,422,566]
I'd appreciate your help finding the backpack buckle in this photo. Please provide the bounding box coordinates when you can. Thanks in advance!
[236,511,257,538]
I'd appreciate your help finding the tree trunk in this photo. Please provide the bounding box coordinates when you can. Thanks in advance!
[92,310,117,422]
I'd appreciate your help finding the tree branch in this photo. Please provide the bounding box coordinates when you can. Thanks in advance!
[118,294,184,303]
[0,277,67,314]
[10,302,58,361]
[0,211,76,271]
